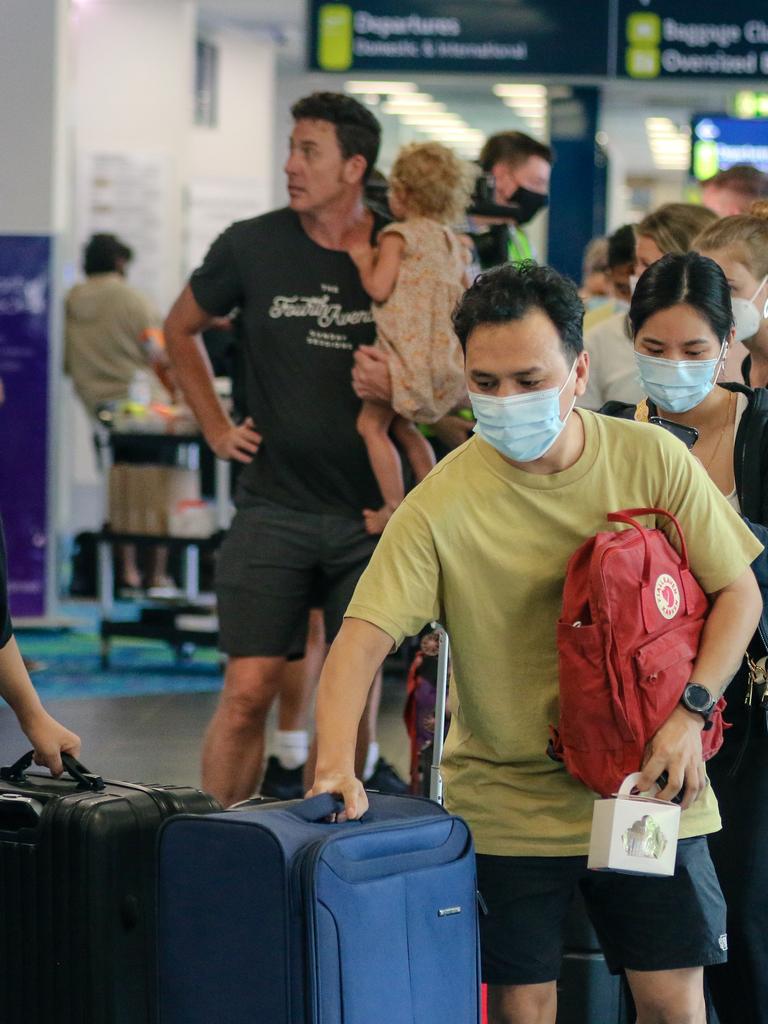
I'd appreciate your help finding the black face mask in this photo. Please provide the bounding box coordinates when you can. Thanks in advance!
[506,186,549,226]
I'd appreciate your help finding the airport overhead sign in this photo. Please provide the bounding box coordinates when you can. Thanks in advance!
[309,0,611,76]
[618,1,768,79]
[310,1,768,80]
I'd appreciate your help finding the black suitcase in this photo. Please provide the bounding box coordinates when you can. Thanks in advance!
[430,631,634,1024]
[556,891,634,1024]
[0,750,219,1024]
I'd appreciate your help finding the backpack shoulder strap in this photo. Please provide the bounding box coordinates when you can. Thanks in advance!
[736,387,768,521]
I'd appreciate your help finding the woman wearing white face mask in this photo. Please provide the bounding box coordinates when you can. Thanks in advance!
[580,203,718,411]
[608,251,768,1024]
[694,200,768,389]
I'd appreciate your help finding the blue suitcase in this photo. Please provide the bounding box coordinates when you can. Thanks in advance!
[157,790,480,1024]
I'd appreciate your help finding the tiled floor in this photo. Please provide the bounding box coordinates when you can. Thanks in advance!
[0,676,411,791]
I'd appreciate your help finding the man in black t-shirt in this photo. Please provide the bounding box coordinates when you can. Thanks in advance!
[165,92,398,807]
[0,517,80,773]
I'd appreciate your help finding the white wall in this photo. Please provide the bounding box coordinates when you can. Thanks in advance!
[72,1,277,306]
[184,24,276,275]
[0,0,67,233]
[71,0,195,310]
[64,0,277,534]
[190,26,275,183]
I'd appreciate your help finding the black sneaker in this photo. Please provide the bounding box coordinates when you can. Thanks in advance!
[260,756,306,800]
[364,757,409,795]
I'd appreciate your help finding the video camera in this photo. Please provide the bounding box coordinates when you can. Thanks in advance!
[467,170,521,220]
[364,166,521,222]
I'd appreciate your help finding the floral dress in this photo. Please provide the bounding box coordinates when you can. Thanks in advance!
[373,217,467,424]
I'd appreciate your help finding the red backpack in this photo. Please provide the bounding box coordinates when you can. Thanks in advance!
[550,507,726,797]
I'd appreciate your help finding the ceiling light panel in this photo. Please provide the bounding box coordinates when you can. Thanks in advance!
[399,118,466,129]
[382,103,447,116]
[645,117,690,170]
[345,81,418,94]
[493,84,547,98]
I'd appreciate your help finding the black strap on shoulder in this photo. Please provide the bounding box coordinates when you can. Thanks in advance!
[598,401,635,419]
[734,387,768,521]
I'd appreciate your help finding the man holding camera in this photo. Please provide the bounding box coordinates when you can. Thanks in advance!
[471,131,552,270]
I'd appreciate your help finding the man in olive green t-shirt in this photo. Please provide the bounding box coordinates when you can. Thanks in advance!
[309,263,762,1024]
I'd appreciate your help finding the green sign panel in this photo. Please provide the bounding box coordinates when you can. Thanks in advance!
[619,1,768,79]
[308,2,768,80]
[734,91,768,117]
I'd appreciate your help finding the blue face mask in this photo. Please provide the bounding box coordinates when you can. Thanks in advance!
[634,344,726,414]
[469,361,577,463]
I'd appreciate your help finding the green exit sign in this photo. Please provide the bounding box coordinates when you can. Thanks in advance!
[734,91,768,119]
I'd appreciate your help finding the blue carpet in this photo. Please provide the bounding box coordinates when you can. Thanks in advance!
[13,605,223,701]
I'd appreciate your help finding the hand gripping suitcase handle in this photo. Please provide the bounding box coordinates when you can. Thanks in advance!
[289,792,348,823]
[606,507,690,580]
[0,750,105,791]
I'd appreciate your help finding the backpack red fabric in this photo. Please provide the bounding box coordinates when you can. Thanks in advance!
[550,507,726,797]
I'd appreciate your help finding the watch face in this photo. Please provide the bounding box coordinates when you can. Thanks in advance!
[686,684,714,711]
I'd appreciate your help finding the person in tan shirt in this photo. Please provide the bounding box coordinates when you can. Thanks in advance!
[65,233,172,417]
[65,234,174,589]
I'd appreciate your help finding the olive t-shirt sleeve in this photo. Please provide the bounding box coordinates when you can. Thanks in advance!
[0,521,13,649]
[188,227,244,317]
[345,498,441,647]
[657,429,763,593]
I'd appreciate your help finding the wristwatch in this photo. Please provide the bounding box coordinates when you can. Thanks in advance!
[680,683,716,729]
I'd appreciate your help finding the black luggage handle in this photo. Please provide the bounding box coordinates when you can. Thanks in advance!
[0,751,105,791]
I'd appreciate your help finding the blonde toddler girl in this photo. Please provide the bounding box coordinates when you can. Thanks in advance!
[350,141,474,534]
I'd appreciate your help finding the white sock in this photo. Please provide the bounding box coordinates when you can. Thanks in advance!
[364,741,380,781]
[273,729,309,770]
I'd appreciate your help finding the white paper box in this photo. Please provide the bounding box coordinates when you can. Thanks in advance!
[588,773,681,876]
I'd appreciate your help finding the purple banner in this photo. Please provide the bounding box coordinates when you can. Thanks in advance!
[0,235,52,619]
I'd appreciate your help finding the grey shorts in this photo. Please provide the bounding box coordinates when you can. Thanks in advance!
[476,837,728,985]
[215,501,377,658]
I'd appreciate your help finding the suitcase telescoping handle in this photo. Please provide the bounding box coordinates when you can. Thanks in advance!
[0,750,106,791]
[429,625,450,807]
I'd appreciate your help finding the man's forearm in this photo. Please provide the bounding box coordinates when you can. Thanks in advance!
[0,638,44,727]
[315,619,393,776]
[165,330,231,446]
[692,575,762,697]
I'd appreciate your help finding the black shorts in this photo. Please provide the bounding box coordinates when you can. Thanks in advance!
[216,501,377,658]
[476,838,727,985]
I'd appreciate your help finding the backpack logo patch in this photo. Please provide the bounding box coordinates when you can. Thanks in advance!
[654,574,680,619]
